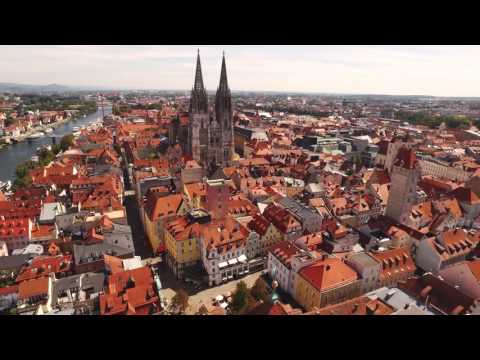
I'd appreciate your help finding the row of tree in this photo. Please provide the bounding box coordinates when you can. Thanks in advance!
[230,278,270,315]
[16,94,97,115]
[394,111,474,129]
[168,277,271,315]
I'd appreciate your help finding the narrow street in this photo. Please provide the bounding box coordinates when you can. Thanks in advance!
[122,156,154,259]
[124,196,153,259]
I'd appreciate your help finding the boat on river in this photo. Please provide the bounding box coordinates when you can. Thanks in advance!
[0,180,11,191]
[28,132,45,140]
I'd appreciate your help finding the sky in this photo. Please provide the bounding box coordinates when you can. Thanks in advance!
[1,45,480,97]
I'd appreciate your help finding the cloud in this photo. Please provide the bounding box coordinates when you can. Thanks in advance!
[0,45,479,96]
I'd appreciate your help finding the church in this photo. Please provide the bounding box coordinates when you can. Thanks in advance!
[185,50,235,173]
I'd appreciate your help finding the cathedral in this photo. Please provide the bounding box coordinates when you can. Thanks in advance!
[186,50,234,172]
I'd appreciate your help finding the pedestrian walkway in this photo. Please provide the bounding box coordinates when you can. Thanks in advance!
[183,272,262,314]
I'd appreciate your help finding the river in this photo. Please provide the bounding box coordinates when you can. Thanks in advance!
[0,106,112,183]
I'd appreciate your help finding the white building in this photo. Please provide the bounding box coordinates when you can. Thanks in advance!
[199,216,250,287]
[267,241,319,297]
[12,244,44,256]
[267,241,302,294]
[345,252,381,293]
[415,229,479,274]
[418,158,470,182]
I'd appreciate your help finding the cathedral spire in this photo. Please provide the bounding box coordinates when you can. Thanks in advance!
[218,51,229,93]
[190,49,208,113]
[194,49,205,92]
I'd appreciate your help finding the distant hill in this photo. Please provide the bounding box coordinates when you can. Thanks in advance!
[0,82,112,94]
[0,82,73,93]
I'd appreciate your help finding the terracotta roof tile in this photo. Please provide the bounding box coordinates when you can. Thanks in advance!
[299,257,358,292]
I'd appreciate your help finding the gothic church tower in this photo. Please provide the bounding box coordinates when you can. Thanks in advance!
[187,50,234,171]
[188,50,210,165]
[214,52,234,167]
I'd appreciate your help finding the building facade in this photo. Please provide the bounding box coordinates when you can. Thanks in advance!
[385,148,421,225]
[186,51,234,172]
[294,257,361,310]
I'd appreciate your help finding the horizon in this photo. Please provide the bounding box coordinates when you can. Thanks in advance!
[3,82,479,100]
[2,45,480,98]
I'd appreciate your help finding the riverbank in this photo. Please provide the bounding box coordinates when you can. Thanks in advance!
[0,112,91,149]
[0,107,110,183]
[8,113,100,189]
[7,117,82,144]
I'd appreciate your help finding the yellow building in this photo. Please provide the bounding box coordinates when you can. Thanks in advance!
[294,257,361,311]
[144,192,187,253]
[164,215,203,279]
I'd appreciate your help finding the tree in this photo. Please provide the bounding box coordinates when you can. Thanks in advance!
[13,176,32,189]
[250,278,270,303]
[60,134,75,151]
[230,281,256,315]
[113,143,122,156]
[52,144,62,155]
[171,289,189,314]
[38,148,55,166]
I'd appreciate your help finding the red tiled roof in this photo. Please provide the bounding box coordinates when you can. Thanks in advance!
[145,193,183,221]
[0,217,30,238]
[228,198,259,217]
[16,255,72,283]
[107,267,154,295]
[467,260,480,282]
[370,247,416,281]
[400,273,475,315]
[100,266,160,315]
[247,214,271,236]
[104,254,125,274]
[263,203,301,234]
[0,285,19,296]
[18,277,49,300]
[202,216,249,254]
[165,216,201,241]
[269,241,302,268]
[299,257,358,292]
[315,295,394,315]
[296,233,323,250]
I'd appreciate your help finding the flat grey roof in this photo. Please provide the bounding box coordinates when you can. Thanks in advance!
[347,252,379,267]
